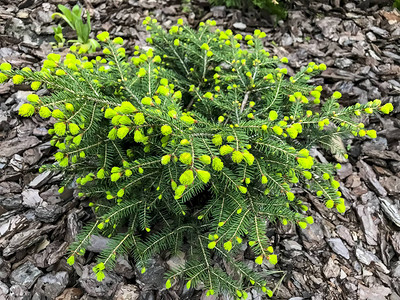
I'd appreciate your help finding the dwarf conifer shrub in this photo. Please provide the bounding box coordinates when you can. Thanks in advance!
[1,18,393,298]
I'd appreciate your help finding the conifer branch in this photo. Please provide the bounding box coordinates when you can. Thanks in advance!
[3,18,392,298]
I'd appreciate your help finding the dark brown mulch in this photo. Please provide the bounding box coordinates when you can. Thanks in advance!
[0,0,399,299]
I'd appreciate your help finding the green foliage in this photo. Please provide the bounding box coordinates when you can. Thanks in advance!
[52,4,100,53]
[253,0,288,19]
[208,0,288,20]
[1,17,393,298]
[182,0,192,13]
[394,0,400,9]
[50,24,66,49]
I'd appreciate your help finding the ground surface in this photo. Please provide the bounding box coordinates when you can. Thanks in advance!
[0,0,400,299]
